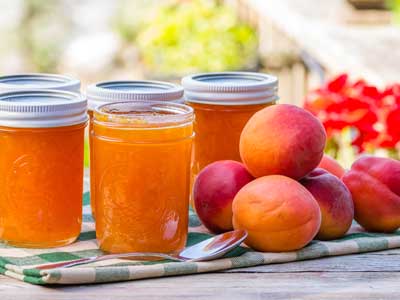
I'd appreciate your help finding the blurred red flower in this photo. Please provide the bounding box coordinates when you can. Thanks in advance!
[304,74,400,152]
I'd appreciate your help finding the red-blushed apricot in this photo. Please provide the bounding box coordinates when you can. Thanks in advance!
[239,104,326,179]
[342,156,400,232]
[301,168,354,240]
[194,160,254,233]
[318,154,346,178]
[232,175,321,252]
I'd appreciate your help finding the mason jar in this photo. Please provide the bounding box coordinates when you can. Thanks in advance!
[92,101,193,253]
[182,72,278,197]
[86,80,184,218]
[0,89,87,248]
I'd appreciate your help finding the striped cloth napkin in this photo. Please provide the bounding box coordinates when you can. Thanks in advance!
[1,191,400,285]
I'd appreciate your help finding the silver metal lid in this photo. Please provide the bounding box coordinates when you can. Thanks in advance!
[86,80,184,110]
[0,73,81,93]
[182,72,279,105]
[0,89,88,128]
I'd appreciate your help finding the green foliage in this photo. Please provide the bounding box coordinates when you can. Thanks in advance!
[387,0,400,23]
[18,0,70,72]
[84,139,90,168]
[117,0,258,77]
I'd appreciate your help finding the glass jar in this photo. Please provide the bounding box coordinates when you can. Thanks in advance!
[92,101,193,253]
[86,81,184,219]
[182,72,278,186]
[0,90,87,248]
[0,73,81,92]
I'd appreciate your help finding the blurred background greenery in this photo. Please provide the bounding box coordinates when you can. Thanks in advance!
[1,0,399,167]
[0,0,259,85]
[0,0,260,167]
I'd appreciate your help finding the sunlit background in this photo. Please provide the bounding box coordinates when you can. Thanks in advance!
[1,0,400,166]
[0,0,259,84]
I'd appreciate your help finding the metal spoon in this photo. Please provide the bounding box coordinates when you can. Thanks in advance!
[36,229,247,270]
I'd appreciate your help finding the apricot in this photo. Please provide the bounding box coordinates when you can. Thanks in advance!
[343,156,400,232]
[318,154,346,178]
[301,169,354,240]
[232,175,321,252]
[239,104,326,179]
[193,160,253,233]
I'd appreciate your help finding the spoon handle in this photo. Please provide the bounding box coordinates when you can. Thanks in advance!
[36,252,184,270]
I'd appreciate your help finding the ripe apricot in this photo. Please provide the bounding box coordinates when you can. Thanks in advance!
[232,175,321,252]
[193,160,253,233]
[239,104,326,179]
[343,156,400,232]
[301,168,354,240]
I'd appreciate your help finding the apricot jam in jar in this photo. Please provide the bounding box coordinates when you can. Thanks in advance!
[182,72,278,176]
[92,101,193,253]
[0,90,87,248]
[86,81,184,218]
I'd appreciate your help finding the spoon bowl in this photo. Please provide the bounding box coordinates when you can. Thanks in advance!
[178,229,247,261]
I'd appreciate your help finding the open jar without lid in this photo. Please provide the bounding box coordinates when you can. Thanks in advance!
[86,80,185,218]
[92,101,193,253]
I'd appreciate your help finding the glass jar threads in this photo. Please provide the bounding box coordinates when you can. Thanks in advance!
[0,90,87,248]
[92,101,193,253]
[182,72,278,176]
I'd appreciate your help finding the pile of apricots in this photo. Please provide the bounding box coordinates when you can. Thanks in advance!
[193,104,400,252]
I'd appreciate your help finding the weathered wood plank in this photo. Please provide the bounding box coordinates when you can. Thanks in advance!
[224,252,400,273]
[1,272,400,300]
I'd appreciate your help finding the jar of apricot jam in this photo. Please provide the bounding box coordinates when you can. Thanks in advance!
[86,81,184,218]
[0,73,81,92]
[182,72,278,179]
[92,101,193,253]
[0,90,87,248]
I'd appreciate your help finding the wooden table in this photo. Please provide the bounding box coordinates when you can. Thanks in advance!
[1,248,400,299]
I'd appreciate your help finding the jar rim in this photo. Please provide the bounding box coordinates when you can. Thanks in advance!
[0,73,81,93]
[94,100,194,128]
[86,80,184,111]
[182,71,278,105]
[0,89,87,128]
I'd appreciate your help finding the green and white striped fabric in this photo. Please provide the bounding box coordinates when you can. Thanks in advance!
[1,191,400,285]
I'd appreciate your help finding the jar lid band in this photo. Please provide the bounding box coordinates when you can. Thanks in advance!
[0,73,81,93]
[0,89,88,128]
[182,72,278,105]
[86,80,184,110]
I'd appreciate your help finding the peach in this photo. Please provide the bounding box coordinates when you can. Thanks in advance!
[343,156,400,232]
[193,160,253,233]
[232,175,321,252]
[318,154,346,178]
[301,168,354,240]
[239,104,326,179]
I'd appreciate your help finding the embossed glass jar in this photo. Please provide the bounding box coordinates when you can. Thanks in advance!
[86,81,184,218]
[0,90,87,248]
[92,101,193,253]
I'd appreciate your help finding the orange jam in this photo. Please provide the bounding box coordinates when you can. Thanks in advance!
[87,80,184,219]
[0,90,87,248]
[182,72,279,190]
[189,102,271,175]
[92,101,193,253]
